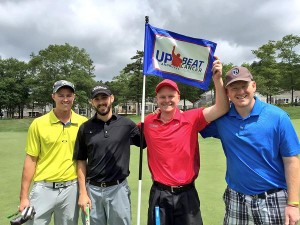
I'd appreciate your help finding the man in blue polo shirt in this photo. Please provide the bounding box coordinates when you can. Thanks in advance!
[201,66,300,225]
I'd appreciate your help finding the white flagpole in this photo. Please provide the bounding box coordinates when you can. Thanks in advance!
[137,15,149,225]
[137,74,146,225]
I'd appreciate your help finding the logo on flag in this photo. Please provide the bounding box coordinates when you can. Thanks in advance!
[143,24,217,90]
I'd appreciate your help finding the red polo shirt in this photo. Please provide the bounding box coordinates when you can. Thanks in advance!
[143,108,208,186]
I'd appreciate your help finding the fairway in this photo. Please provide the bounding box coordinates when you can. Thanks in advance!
[0,118,299,224]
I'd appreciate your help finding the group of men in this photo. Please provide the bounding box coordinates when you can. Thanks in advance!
[18,57,299,225]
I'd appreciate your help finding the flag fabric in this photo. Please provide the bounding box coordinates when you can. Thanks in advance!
[143,23,217,90]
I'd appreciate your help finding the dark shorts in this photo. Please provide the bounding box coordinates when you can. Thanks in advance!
[147,182,203,225]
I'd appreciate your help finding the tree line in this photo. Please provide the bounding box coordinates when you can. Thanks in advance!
[0,35,299,118]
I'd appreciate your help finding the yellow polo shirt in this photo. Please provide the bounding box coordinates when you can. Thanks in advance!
[25,109,87,182]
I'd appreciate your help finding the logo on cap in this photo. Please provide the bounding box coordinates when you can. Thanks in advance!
[93,86,108,91]
[232,68,239,76]
[91,85,112,98]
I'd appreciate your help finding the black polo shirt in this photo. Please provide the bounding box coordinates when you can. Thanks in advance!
[73,113,143,182]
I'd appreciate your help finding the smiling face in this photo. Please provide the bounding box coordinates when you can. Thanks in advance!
[52,87,75,112]
[92,93,114,116]
[156,86,180,114]
[226,80,256,110]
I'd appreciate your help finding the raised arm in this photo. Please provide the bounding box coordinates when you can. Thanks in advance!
[203,56,229,122]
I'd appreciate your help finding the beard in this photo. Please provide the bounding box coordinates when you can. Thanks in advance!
[94,102,112,116]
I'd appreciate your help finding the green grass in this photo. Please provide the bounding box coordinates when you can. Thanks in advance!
[0,132,27,223]
[279,106,300,119]
[1,110,299,224]
[0,131,227,225]
[0,118,34,132]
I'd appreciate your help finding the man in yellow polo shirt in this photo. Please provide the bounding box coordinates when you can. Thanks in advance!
[18,80,87,225]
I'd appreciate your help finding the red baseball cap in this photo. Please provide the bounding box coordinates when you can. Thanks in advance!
[155,79,180,94]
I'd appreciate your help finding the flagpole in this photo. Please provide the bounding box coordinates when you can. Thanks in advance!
[137,15,149,225]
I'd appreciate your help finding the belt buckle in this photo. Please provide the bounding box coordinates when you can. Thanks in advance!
[54,182,65,188]
[252,192,267,199]
[251,194,258,199]
[170,186,182,193]
[170,186,175,193]
[100,182,107,188]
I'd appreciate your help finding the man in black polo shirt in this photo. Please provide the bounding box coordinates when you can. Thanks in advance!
[73,84,144,225]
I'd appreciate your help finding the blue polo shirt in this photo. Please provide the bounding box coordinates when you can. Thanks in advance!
[200,97,300,195]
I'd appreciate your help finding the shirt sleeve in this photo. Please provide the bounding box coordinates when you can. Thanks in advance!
[189,108,209,131]
[130,120,147,148]
[25,120,41,157]
[199,121,220,139]
[73,124,88,160]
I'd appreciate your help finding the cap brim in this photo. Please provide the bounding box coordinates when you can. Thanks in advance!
[53,85,75,93]
[92,91,111,98]
[156,83,180,94]
[225,78,252,87]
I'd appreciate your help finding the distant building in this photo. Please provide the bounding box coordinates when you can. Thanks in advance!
[178,99,193,110]
[7,104,89,119]
[114,101,155,115]
[270,91,300,105]
[4,90,298,119]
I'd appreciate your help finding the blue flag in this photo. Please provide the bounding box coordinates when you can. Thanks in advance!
[143,24,217,90]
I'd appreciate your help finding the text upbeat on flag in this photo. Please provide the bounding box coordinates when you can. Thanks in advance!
[143,24,217,90]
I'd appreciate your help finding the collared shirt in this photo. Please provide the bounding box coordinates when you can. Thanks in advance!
[201,97,300,194]
[26,109,87,182]
[143,108,208,186]
[73,114,143,182]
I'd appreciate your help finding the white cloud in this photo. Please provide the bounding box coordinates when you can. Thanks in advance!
[215,40,255,66]
[0,0,299,81]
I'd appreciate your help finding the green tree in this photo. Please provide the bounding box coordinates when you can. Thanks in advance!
[0,58,30,118]
[109,70,133,115]
[177,83,204,109]
[276,34,300,105]
[123,51,144,115]
[111,50,161,114]
[28,43,96,110]
[251,41,281,103]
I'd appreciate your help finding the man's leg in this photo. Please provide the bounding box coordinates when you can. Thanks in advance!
[27,183,56,225]
[173,187,203,225]
[251,190,287,225]
[53,182,79,225]
[148,184,192,225]
[223,186,249,225]
[87,183,107,225]
[147,184,171,225]
[105,179,131,225]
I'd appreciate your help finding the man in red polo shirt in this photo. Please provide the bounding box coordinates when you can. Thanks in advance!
[143,57,229,225]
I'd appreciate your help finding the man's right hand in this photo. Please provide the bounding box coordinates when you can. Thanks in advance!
[19,197,30,212]
[78,193,92,215]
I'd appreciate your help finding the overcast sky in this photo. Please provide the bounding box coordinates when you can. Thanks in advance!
[0,0,299,82]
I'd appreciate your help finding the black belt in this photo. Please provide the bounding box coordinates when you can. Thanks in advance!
[154,181,195,194]
[89,178,125,188]
[36,179,77,189]
[249,188,284,199]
